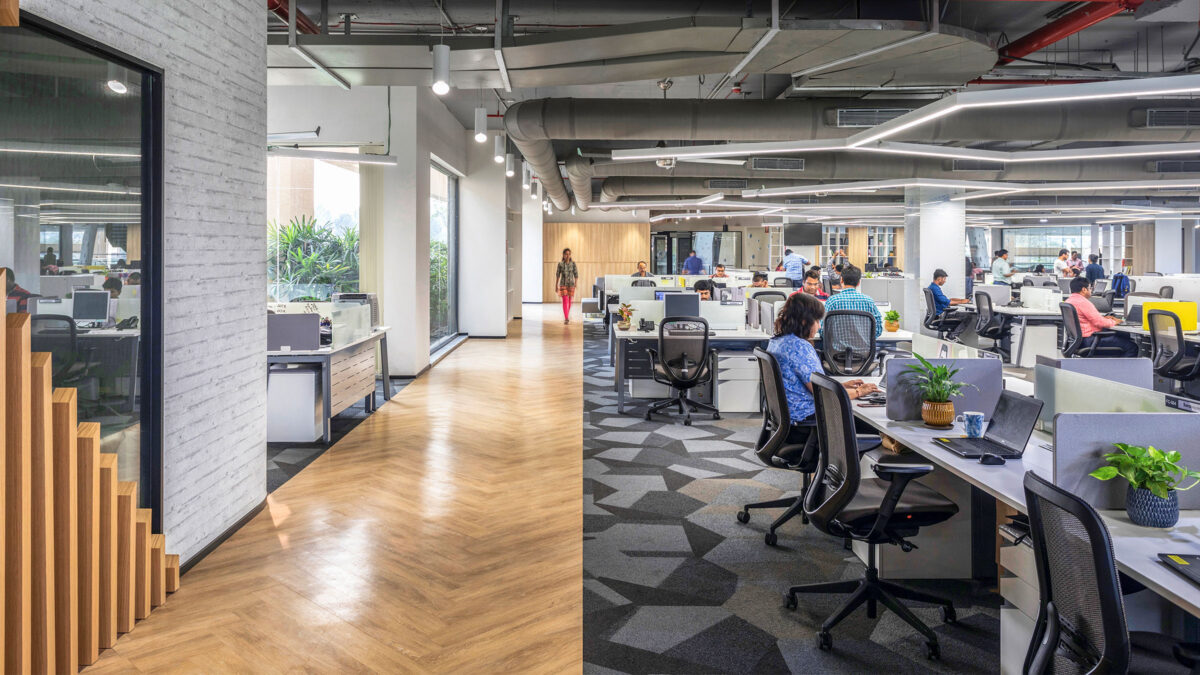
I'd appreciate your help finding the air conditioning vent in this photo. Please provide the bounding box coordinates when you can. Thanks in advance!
[835,108,912,127]
[750,157,804,171]
[1146,109,1200,127]
[706,179,748,189]
[786,196,819,204]
[1008,199,1040,206]
[953,159,1006,171]
[1155,160,1200,173]
[1120,199,1152,207]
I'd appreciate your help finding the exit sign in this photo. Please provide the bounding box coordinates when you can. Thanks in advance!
[1,0,16,27]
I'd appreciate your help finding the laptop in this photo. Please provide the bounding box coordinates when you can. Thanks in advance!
[934,391,1044,459]
[1160,553,1200,588]
[1117,303,1143,327]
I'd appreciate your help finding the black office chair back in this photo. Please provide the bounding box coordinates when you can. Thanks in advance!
[803,373,860,535]
[1160,285,1174,299]
[1100,289,1116,311]
[1043,278,1062,288]
[1023,278,1035,286]
[921,287,941,331]
[1059,302,1084,357]
[753,290,787,306]
[753,347,794,464]
[30,314,81,380]
[1022,471,1130,674]
[1146,272,1163,277]
[773,276,792,287]
[1088,295,1112,314]
[974,291,996,332]
[1148,309,1185,377]
[656,316,712,388]
[632,279,656,287]
[864,263,878,273]
[822,310,877,376]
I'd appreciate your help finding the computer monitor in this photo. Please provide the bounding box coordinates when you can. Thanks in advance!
[653,289,683,301]
[72,290,110,323]
[664,292,701,318]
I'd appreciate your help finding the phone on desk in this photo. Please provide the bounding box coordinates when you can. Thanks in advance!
[638,318,655,332]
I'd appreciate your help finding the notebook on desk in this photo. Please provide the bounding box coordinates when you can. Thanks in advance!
[1160,554,1200,588]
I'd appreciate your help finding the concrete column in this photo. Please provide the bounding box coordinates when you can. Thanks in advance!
[903,186,966,332]
[1154,217,1184,274]
[459,132,509,337]
[1184,221,1198,274]
[521,190,544,303]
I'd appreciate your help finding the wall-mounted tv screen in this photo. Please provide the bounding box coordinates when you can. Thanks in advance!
[784,223,821,246]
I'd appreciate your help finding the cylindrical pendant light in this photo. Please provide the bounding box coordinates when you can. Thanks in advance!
[493,135,504,163]
[431,44,451,95]
[521,161,530,189]
[531,180,539,200]
[505,153,515,177]
[473,107,487,143]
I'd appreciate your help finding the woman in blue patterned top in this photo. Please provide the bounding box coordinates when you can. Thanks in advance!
[767,293,879,444]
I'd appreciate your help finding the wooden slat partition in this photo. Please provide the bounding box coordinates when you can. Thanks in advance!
[541,222,650,301]
[150,535,166,608]
[28,353,54,675]
[76,422,100,666]
[134,510,151,620]
[115,483,136,634]
[165,555,179,594]
[98,454,118,650]
[5,313,29,673]
[51,388,77,674]
[0,273,7,675]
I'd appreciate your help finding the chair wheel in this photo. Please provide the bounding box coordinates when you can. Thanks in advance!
[712,413,721,420]
[785,594,798,611]
[817,631,831,651]
[644,413,652,421]
[940,605,957,624]
[736,510,750,524]
[684,418,692,426]
[765,532,778,546]
[926,641,940,660]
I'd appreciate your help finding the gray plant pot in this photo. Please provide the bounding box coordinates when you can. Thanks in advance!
[1126,485,1179,528]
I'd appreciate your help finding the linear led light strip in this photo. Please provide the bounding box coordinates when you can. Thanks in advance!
[0,183,140,195]
[0,144,140,158]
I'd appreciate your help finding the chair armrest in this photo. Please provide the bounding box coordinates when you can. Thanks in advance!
[871,461,934,482]
[862,462,932,541]
[646,347,660,365]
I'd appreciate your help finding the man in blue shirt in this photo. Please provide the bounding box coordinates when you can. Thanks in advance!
[823,265,883,338]
[682,250,705,275]
[1084,254,1106,284]
[781,248,810,288]
[927,268,970,338]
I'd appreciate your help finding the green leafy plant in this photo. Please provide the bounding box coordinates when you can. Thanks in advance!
[904,353,970,403]
[268,215,360,301]
[1089,443,1200,499]
[884,310,900,322]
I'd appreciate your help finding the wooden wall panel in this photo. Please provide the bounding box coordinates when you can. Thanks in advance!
[894,231,906,271]
[51,388,77,674]
[5,313,29,673]
[847,228,869,269]
[165,555,180,594]
[0,0,16,27]
[115,483,136,634]
[135,510,151,621]
[77,422,100,666]
[29,353,54,675]
[542,222,650,301]
[98,454,118,650]
[150,535,166,608]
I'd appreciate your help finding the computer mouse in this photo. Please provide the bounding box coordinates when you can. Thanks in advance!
[978,453,1007,466]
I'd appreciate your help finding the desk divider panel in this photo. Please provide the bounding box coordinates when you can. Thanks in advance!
[618,286,658,304]
[627,301,665,324]
[884,358,1004,421]
[1020,287,1063,312]
[912,333,994,360]
[1054,413,1200,510]
[975,285,1012,306]
[1034,355,1154,390]
[699,303,744,330]
[1033,364,1178,433]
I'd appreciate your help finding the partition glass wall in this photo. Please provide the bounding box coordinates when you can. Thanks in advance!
[999,226,1092,271]
[430,163,459,349]
[0,17,163,517]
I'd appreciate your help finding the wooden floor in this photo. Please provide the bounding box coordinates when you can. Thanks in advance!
[87,305,583,673]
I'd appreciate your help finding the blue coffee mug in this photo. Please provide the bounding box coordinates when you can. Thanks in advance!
[957,411,986,438]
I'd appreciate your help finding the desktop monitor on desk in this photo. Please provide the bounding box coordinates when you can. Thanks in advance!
[72,290,110,325]
[654,289,683,301]
[664,292,701,318]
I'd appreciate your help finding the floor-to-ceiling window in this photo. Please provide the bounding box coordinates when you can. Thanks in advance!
[430,163,458,349]
[1,16,163,518]
[1000,226,1092,271]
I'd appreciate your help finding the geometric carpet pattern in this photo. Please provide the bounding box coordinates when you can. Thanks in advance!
[582,322,1002,674]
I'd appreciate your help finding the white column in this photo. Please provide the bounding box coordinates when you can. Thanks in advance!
[459,131,509,337]
[903,186,966,332]
[522,191,544,303]
[1154,217,1184,274]
[1185,220,1198,274]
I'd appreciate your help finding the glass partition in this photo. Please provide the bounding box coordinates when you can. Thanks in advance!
[430,162,459,349]
[1033,364,1179,433]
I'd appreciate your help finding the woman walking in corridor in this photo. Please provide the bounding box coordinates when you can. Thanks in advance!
[556,248,578,324]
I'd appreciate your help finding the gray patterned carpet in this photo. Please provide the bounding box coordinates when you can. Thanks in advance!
[582,322,1002,674]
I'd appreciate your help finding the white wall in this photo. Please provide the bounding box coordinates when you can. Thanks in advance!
[24,0,269,562]
[267,85,389,146]
[522,197,544,303]
[459,133,510,337]
[1155,217,1184,275]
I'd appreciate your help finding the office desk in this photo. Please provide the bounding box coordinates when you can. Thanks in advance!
[267,327,392,443]
[1111,323,1200,345]
[963,304,1061,367]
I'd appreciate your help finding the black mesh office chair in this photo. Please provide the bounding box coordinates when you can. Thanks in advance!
[30,314,93,385]
[1160,285,1175,299]
[753,290,787,308]
[1023,471,1198,674]
[1023,278,1035,286]
[786,373,959,659]
[773,276,792,287]
[974,291,1010,359]
[921,287,965,340]
[821,310,877,376]
[822,276,833,295]
[1148,309,1200,390]
[1041,278,1061,288]
[645,316,720,425]
[864,263,878,273]
[1059,302,1125,358]
[631,279,656,287]
[1146,271,1164,277]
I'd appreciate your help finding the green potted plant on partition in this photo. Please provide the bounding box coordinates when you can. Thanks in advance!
[1089,443,1200,528]
[616,303,635,331]
[905,353,968,428]
[883,309,901,333]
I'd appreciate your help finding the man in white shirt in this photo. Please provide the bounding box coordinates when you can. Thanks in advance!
[1053,249,1074,277]
[991,249,1014,284]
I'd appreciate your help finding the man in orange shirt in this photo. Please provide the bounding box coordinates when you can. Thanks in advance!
[1063,277,1138,357]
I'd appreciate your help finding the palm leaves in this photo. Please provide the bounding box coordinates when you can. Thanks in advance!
[268,215,360,300]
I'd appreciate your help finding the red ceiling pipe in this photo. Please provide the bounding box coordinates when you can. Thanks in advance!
[998,0,1144,64]
[266,0,321,35]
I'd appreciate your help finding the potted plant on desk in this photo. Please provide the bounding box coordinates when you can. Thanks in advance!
[906,353,967,428]
[616,303,635,331]
[1089,443,1200,528]
[883,310,901,333]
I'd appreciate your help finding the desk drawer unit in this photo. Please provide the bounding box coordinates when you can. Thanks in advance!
[717,353,760,413]
[330,341,377,416]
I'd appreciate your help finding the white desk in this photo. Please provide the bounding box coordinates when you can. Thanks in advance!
[963,304,1062,367]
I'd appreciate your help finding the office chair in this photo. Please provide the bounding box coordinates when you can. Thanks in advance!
[1146,271,1164,277]
[1022,471,1199,674]
[787,373,958,658]
[1044,278,1063,288]
[864,263,878,273]
[1022,278,1035,287]
[30,314,94,385]
[1148,309,1200,391]
[1160,285,1175,298]
[821,310,877,376]
[773,276,792,287]
[753,290,787,306]
[1059,303,1126,358]
[921,287,965,340]
[631,279,656,287]
[974,291,1010,359]
[822,276,833,295]
[1088,294,1113,314]
[645,316,720,426]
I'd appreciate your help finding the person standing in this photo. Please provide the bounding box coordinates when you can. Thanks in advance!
[555,248,578,325]
[682,250,705,275]
[1085,254,1106,284]
[781,248,810,289]
[991,249,1014,284]
[1053,249,1074,277]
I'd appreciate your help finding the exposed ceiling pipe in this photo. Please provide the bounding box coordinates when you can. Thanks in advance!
[564,155,595,211]
[998,1,1144,64]
[267,0,321,34]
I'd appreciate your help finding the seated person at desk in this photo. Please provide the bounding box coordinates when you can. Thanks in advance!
[631,261,651,277]
[1064,277,1138,357]
[710,263,730,280]
[991,249,1015,284]
[692,279,714,301]
[682,250,705,275]
[767,293,878,445]
[928,268,970,313]
[1084,254,1105,284]
[1032,264,1046,275]
[126,272,142,286]
[42,247,57,269]
[102,276,122,298]
[799,269,828,300]
[750,272,769,288]
[3,267,32,312]
[822,265,883,337]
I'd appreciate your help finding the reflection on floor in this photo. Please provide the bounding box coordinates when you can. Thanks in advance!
[582,322,1001,674]
[266,376,412,493]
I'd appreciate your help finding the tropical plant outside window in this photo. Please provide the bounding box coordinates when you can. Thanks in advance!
[430,163,458,349]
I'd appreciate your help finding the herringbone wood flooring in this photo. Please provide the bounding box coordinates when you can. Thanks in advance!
[85,306,583,673]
